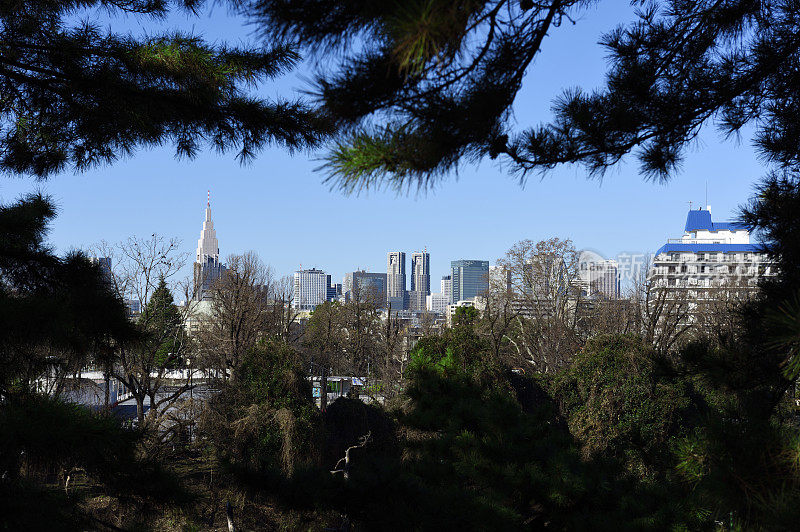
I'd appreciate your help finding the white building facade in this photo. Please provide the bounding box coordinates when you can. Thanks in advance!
[441,275,452,303]
[294,268,328,311]
[578,252,620,299]
[648,207,775,296]
[426,293,450,314]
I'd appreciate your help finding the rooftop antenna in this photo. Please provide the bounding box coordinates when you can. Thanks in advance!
[207,189,210,208]
[688,200,693,210]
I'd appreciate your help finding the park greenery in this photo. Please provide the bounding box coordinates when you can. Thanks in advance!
[3,0,800,529]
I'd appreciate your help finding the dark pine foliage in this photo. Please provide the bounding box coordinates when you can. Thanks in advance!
[244,0,800,191]
[0,194,187,528]
[139,276,184,368]
[0,192,134,393]
[0,0,332,178]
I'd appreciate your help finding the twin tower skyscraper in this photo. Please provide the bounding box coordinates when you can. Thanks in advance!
[387,251,430,312]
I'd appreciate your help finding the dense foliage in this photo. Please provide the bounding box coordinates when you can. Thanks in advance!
[0,0,331,177]
[200,339,321,476]
[243,0,800,192]
[0,194,185,529]
[4,1,800,529]
[553,335,693,477]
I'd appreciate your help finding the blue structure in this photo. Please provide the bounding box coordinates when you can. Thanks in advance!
[450,259,489,303]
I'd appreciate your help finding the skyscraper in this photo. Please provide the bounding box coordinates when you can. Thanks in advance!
[344,270,387,305]
[387,251,406,309]
[441,275,452,303]
[90,256,113,286]
[193,191,226,301]
[410,251,430,293]
[450,260,489,303]
[578,252,620,299]
[409,251,431,311]
[293,268,328,311]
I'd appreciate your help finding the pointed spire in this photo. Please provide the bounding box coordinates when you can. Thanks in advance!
[197,192,219,263]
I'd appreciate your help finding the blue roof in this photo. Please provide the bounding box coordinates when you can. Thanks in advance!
[655,243,760,256]
[684,209,747,232]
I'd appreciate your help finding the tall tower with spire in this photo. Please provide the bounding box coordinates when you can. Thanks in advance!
[196,190,219,263]
[193,191,225,301]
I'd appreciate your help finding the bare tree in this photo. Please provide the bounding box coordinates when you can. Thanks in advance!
[632,258,693,357]
[197,252,274,380]
[377,302,407,399]
[94,235,194,442]
[340,281,380,381]
[268,274,301,344]
[496,238,582,374]
[304,301,344,412]
[691,277,758,345]
[577,297,640,339]
[479,271,518,367]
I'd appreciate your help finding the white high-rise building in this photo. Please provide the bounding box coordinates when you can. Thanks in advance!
[196,192,219,264]
[441,275,452,303]
[648,206,776,307]
[193,192,225,301]
[578,251,620,299]
[294,268,328,311]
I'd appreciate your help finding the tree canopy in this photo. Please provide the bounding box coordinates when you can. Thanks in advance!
[245,0,800,191]
[0,0,331,177]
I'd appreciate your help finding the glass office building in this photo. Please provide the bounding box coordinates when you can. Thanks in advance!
[450,259,489,303]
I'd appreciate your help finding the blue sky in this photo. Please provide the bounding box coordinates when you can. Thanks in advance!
[0,1,768,292]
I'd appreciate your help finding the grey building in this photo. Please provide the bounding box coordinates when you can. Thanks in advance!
[578,253,621,300]
[410,252,431,293]
[344,270,387,305]
[326,275,342,301]
[409,251,431,312]
[124,299,141,317]
[450,260,489,303]
[194,257,226,302]
[387,251,406,309]
[91,257,113,286]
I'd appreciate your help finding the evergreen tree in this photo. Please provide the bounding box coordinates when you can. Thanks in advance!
[0,194,182,529]
[552,335,693,478]
[1,0,331,178]
[140,276,183,369]
[0,192,132,395]
[246,0,800,191]
[200,338,321,476]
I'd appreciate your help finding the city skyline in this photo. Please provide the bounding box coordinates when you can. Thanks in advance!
[88,194,758,305]
[0,0,767,294]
